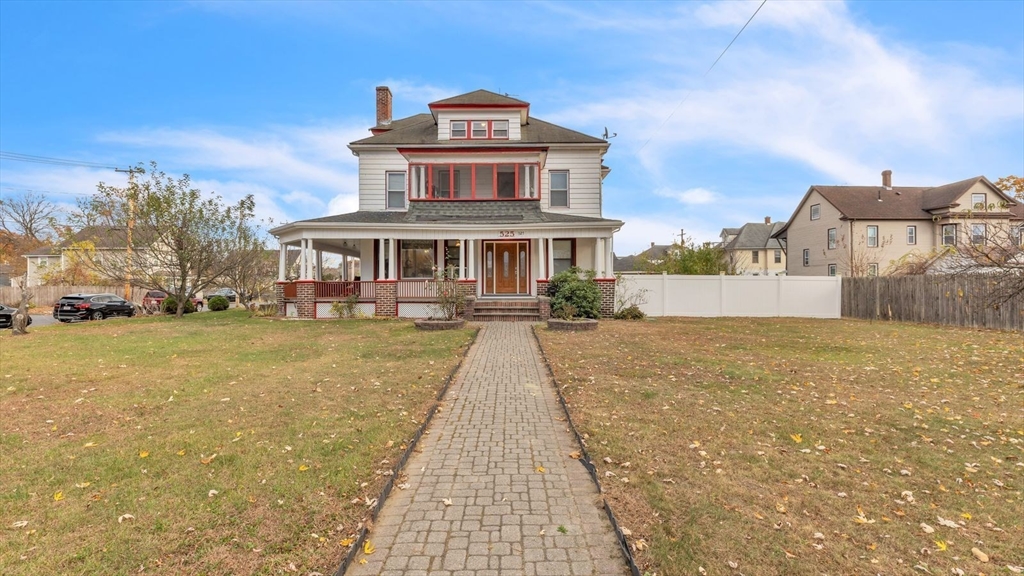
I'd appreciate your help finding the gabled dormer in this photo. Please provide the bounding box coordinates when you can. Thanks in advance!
[429,90,529,142]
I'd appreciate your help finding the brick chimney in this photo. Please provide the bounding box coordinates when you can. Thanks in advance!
[882,169,892,190]
[764,216,771,224]
[375,86,392,127]
[650,242,655,248]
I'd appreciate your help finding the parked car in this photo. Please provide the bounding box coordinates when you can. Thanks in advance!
[206,288,238,303]
[141,290,203,313]
[53,293,136,322]
[0,304,33,329]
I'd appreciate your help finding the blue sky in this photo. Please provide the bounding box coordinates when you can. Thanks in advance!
[1,0,1022,254]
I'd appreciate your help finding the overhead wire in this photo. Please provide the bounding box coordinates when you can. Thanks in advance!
[636,0,768,154]
[0,150,120,170]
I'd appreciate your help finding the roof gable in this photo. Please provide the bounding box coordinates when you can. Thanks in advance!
[429,90,528,108]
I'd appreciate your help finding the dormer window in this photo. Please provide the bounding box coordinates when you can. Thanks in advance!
[448,120,510,140]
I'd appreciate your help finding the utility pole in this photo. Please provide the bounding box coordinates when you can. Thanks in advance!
[115,167,143,302]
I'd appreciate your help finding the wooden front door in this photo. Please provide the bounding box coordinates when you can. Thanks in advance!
[484,241,529,295]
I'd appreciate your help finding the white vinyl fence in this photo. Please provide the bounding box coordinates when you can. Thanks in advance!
[619,274,841,318]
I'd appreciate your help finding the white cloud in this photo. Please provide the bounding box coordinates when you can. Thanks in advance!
[654,186,718,205]
[381,79,458,106]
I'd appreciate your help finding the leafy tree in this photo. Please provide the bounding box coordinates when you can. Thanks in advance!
[69,162,263,317]
[40,240,102,285]
[994,175,1024,200]
[636,234,728,275]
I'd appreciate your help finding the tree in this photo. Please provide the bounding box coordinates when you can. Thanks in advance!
[830,231,892,277]
[636,233,729,275]
[40,240,102,285]
[11,273,32,336]
[994,175,1024,200]
[0,191,60,242]
[69,162,263,317]
[218,244,278,308]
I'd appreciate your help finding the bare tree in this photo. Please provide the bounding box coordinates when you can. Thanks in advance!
[0,191,60,242]
[11,273,32,335]
[941,220,1023,303]
[828,232,892,277]
[69,162,263,317]
[218,239,278,308]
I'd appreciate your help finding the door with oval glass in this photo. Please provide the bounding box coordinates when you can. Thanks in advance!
[484,241,529,295]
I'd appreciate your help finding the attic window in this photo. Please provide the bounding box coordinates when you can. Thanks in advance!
[471,121,488,138]
[972,193,986,210]
[810,204,820,220]
[492,121,509,138]
[450,120,509,140]
[451,121,467,139]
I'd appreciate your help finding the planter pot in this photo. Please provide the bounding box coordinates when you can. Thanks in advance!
[546,318,599,331]
[414,318,466,331]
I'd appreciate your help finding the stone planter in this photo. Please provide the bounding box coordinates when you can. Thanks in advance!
[414,318,467,331]
[546,318,599,331]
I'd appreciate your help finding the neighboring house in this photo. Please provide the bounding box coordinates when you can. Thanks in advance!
[270,87,623,318]
[720,217,787,275]
[21,226,151,287]
[613,242,675,273]
[773,171,1022,277]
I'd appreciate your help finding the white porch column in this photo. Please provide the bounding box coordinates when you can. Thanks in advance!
[606,236,615,278]
[459,240,466,279]
[299,239,308,280]
[377,239,385,280]
[341,255,348,281]
[537,237,546,279]
[594,238,604,276]
[467,240,476,280]
[315,250,323,281]
[547,239,554,278]
[278,242,286,281]
[388,238,397,280]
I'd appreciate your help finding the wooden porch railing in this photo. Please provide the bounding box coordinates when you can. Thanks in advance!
[313,281,376,300]
[396,279,436,299]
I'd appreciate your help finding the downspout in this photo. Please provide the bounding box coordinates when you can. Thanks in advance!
[849,219,855,276]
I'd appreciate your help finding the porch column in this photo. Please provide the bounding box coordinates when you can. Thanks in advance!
[316,250,323,281]
[299,239,308,280]
[388,238,397,280]
[606,236,615,278]
[547,239,554,278]
[341,255,348,281]
[377,239,385,280]
[595,238,604,276]
[467,240,476,280]
[278,242,286,281]
[459,240,466,279]
[537,237,547,279]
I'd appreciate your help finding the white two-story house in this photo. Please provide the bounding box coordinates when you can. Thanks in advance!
[270,87,623,319]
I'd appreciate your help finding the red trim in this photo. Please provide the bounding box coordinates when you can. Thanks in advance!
[456,279,477,284]
[293,280,316,284]
[409,162,540,201]
[595,278,616,283]
[398,147,546,155]
[429,103,527,110]
[374,279,398,284]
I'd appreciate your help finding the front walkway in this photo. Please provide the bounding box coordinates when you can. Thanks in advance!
[347,323,627,576]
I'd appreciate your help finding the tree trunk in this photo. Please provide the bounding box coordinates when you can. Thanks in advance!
[12,275,31,336]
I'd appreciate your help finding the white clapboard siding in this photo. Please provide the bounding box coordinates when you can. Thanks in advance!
[543,148,603,217]
[358,150,409,211]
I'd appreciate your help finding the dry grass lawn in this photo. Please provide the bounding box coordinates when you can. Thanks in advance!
[0,311,474,575]
[537,317,1023,576]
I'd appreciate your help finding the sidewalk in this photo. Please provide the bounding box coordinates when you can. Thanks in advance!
[347,322,627,576]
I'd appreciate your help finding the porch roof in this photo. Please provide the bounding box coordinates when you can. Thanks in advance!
[273,202,623,232]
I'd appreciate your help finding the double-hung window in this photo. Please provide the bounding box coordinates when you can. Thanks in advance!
[450,121,467,139]
[386,171,406,209]
[774,250,782,264]
[1014,226,1024,247]
[971,223,986,245]
[399,240,434,279]
[551,239,575,275]
[972,193,986,210]
[751,250,759,264]
[866,225,879,248]
[907,225,917,245]
[827,228,837,250]
[828,264,837,276]
[810,204,820,220]
[802,248,810,266]
[868,263,878,276]
[492,121,509,138]
[471,121,488,138]
[550,171,569,207]
[942,224,956,246]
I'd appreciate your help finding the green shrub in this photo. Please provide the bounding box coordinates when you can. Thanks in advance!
[208,295,230,311]
[613,304,646,320]
[161,295,196,314]
[547,266,601,319]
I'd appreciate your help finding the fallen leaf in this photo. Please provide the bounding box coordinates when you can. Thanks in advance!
[358,558,367,565]
[12,520,28,528]
[208,489,219,498]
[920,523,935,534]
[790,433,803,443]
[971,547,988,563]
[139,450,149,459]
[339,538,354,547]
[934,540,947,552]
[784,549,797,559]
[569,451,581,460]
[75,482,91,489]
[535,465,546,474]
[83,442,97,448]
[363,541,375,555]
[936,516,960,529]
[442,498,452,506]
[775,503,787,514]
[298,465,309,472]
[177,450,186,456]
[200,454,217,465]
[118,513,135,523]
[53,491,64,502]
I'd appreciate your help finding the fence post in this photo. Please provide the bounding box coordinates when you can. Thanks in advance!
[719,272,725,316]
[662,272,667,317]
[775,275,782,316]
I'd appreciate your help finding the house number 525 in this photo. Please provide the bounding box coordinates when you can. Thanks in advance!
[498,230,519,238]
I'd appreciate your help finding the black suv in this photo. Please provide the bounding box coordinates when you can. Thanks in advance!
[53,293,136,322]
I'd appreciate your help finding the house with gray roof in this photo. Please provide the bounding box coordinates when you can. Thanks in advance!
[719,217,787,275]
[772,171,1022,277]
[270,88,623,319]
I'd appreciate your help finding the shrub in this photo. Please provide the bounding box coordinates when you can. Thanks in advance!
[329,294,361,318]
[208,295,230,311]
[613,304,646,320]
[547,266,601,319]
[161,295,196,314]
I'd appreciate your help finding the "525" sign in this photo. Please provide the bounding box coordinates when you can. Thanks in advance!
[498,230,522,238]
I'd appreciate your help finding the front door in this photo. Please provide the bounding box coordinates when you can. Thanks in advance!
[484,241,529,295]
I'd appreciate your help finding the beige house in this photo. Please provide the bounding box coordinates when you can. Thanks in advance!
[773,171,1022,277]
[719,217,787,275]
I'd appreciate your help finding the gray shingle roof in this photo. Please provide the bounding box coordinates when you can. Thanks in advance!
[351,115,606,147]
[811,176,1008,220]
[429,90,528,107]
[725,222,787,250]
[299,201,622,227]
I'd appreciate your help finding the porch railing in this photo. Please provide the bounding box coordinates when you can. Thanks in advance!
[396,279,436,300]
[313,281,376,300]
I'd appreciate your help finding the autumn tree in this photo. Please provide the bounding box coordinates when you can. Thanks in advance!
[217,237,278,308]
[69,162,263,317]
[636,234,729,275]
[0,192,60,277]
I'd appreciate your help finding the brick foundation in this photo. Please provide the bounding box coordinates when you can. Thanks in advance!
[375,281,397,318]
[296,281,315,319]
[595,278,615,319]
[462,296,476,320]
[536,279,549,297]
[274,282,286,317]
[537,296,551,320]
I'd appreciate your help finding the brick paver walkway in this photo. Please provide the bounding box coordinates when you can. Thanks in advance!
[347,322,627,576]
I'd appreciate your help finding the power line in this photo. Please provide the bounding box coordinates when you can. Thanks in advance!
[1,185,93,197]
[636,0,768,154]
[0,150,120,170]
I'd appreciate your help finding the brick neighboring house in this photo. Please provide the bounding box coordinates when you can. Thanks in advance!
[773,171,1022,277]
[719,217,787,275]
[270,87,623,319]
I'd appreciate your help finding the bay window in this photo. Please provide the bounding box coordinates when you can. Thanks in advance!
[408,163,540,200]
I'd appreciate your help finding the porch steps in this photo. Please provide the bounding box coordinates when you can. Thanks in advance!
[472,299,541,322]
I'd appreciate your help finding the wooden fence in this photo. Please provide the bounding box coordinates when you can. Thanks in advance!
[842,276,1022,331]
[0,285,130,307]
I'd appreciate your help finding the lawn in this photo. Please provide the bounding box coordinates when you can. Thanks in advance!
[537,318,1023,576]
[0,311,474,575]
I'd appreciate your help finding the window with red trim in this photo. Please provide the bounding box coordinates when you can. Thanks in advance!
[448,120,510,140]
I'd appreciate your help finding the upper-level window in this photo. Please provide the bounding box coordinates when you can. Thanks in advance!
[1013,226,1024,247]
[774,249,782,263]
[550,171,569,207]
[827,228,837,250]
[942,224,956,246]
[449,120,509,140]
[408,163,538,200]
[751,250,759,264]
[866,225,879,247]
[907,225,916,245]
[386,171,406,209]
[971,223,986,245]
[810,204,820,220]
[971,193,986,210]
